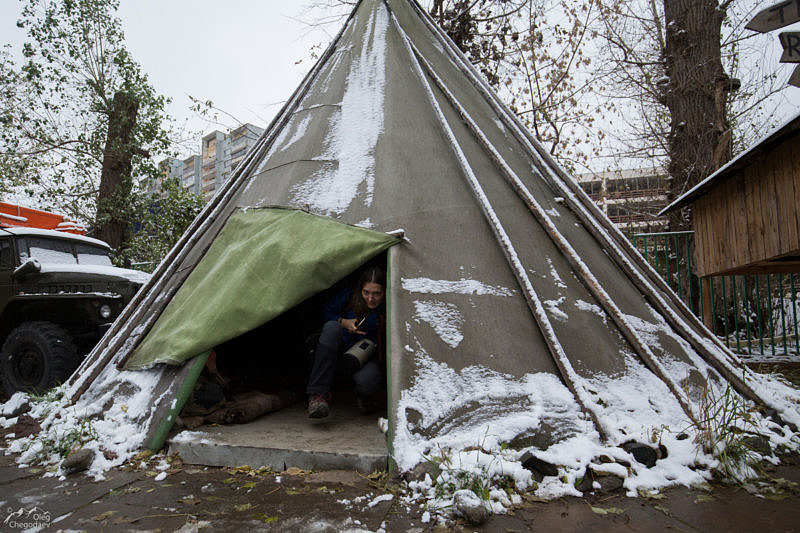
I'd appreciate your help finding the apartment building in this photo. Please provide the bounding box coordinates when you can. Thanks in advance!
[201,131,227,202]
[151,123,265,202]
[576,168,668,234]
[223,124,265,182]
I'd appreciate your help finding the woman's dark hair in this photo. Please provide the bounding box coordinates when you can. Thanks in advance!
[349,266,386,318]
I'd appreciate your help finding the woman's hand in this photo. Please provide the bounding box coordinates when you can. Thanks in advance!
[339,317,365,335]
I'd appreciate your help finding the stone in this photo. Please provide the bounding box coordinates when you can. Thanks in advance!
[403,461,439,483]
[575,468,595,493]
[622,442,657,468]
[657,444,668,459]
[520,451,558,482]
[2,394,30,417]
[13,414,40,438]
[596,474,624,492]
[453,489,489,525]
[676,433,689,441]
[575,466,625,494]
[62,448,94,475]
[742,435,771,456]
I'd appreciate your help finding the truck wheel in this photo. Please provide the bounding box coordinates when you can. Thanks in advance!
[1,322,79,394]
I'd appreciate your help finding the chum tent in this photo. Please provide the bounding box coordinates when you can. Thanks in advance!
[66,0,799,484]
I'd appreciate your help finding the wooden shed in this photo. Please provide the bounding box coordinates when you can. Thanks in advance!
[662,113,800,278]
[661,112,800,326]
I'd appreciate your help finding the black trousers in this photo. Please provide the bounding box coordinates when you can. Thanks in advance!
[306,320,381,397]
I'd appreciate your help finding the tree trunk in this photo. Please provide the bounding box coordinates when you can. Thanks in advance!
[95,91,139,253]
[662,0,731,233]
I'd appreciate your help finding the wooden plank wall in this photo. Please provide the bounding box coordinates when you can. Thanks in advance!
[693,134,800,277]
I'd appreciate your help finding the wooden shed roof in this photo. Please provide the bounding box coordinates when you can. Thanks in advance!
[660,110,800,215]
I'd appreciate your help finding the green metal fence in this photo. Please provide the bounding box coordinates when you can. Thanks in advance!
[632,232,799,360]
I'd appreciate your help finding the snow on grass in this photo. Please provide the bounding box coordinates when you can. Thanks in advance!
[402,277,514,296]
[290,3,388,215]
[3,363,167,480]
[412,300,464,348]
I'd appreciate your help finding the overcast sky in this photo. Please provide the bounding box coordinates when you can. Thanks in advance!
[0,1,346,156]
[0,0,797,163]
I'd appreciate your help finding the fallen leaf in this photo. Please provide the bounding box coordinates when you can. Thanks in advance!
[242,481,257,489]
[178,496,201,505]
[92,510,118,521]
[222,477,237,484]
[522,493,549,503]
[285,467,306,476]
[654,505,671,515]
[693,494,715,503]
[134,450,153,461]
[762,493,789,501]
[101,447,119,460]
[251,513,279,523]
[121,404,128,413]
[234,503,253,511]
[591,506,625,515]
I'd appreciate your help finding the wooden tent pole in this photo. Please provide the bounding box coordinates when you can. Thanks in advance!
[404,0,770,411]
[405,42,700,426]
[390,6,610,441]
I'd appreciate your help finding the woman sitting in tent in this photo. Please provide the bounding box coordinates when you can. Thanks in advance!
[306,266,386,419]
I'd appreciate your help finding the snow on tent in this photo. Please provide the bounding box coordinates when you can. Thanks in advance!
[44,0,799,494]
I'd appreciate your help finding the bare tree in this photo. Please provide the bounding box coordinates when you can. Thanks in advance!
[595,0,789,231]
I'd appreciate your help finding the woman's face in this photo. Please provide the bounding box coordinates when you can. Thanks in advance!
[362,281,385,309]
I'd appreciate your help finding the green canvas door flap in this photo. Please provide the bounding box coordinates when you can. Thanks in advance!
[124,207,400,370]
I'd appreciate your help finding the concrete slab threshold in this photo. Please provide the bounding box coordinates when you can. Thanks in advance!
[167,394,388,474]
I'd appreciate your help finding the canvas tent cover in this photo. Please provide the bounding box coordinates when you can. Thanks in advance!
[67,0,800,486]
[125,208,398,369]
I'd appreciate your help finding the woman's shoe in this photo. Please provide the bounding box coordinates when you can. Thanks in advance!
[308,394,330,418]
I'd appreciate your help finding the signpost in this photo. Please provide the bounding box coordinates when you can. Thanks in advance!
[746,0,800,33]
[779,32,800,62]
[747,1,800,87]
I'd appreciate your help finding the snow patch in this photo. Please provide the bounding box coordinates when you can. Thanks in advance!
[412,300,464,348]
[290,4,388,215]
[402,277,514,296]
[545,257,566,289]
[544,297,568,321]
[39,264,151,285]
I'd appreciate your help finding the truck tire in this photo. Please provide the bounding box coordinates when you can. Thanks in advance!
[1,322,79,394]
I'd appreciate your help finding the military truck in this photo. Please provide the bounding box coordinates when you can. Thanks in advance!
[0,227,150,394]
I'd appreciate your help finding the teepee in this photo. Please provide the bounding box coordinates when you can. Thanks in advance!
[66,0,800,478]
